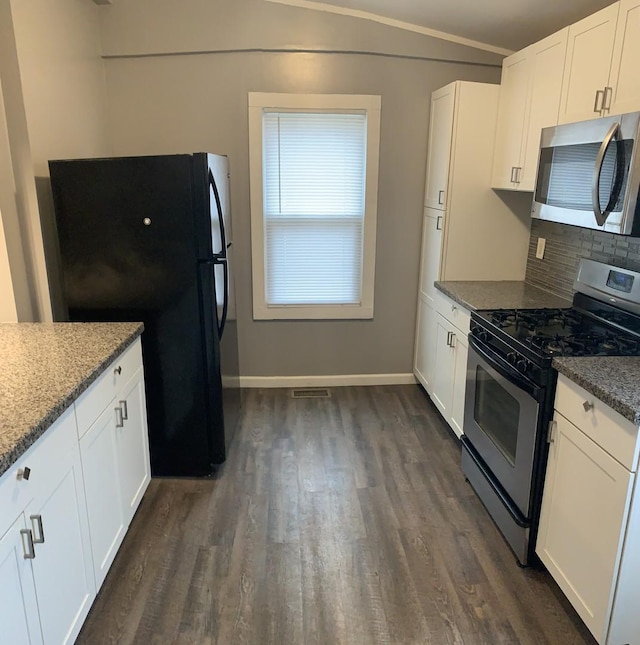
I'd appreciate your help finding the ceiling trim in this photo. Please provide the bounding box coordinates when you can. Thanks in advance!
[264,0,513,56]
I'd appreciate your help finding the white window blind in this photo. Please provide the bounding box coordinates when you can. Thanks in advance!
[262,111,367,306]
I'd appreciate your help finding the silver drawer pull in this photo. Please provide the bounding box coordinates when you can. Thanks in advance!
[17,466,31,481]
[30,515,45,544]
[115,406,124,427]
[583,400,594,412]
[114,365,122,376]
[120,400,128,421]
[20,529,35,559]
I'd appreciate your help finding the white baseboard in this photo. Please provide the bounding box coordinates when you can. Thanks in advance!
[239,373,417,388]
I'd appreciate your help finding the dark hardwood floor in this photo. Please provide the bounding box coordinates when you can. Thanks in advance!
[77,385,596,644]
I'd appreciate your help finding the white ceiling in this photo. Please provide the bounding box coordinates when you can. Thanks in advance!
[293,0,618,51]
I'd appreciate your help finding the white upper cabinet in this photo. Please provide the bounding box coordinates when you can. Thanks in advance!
[555,0,640,124]
[491,50,530,190]
[492,29,568,191]
[558,3,619,124]
[608,0,640,116]
[520,29,569,189]
[424,85,455,210]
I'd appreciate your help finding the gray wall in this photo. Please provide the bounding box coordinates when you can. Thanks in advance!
[526,219,640,301]
[99,0,503,377]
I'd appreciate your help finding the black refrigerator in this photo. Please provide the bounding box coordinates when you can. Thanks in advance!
[48,153,241,477]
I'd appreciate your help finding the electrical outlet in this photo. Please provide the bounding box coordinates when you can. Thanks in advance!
[536,237,546,260]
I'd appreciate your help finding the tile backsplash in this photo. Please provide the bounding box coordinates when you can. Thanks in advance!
[525,219,640,301]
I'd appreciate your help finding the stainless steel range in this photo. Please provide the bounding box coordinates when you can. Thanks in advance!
[462,259,640,565]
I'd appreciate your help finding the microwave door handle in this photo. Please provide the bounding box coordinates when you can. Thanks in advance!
[592,122,620,227]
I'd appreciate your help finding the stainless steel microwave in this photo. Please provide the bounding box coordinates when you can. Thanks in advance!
[532,111,640,236]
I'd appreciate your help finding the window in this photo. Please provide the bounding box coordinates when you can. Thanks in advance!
[248,93,381,319]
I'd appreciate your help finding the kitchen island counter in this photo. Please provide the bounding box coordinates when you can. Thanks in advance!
[0,322,143,476]
[552,355,640,425]
[435,280,571,311]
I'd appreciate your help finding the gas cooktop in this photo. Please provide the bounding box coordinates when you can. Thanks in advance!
[476,306,640,358]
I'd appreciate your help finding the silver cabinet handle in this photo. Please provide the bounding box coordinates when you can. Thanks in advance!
[120,400,128,421]
[446,331,452,346]
[17,466,31,481]
[438,190,445,205]
[20,529,35,559]
[115,406,124,428]
[515,167,522,183]
[583,400,594,412]
[602,86,613,113]
[451,304,457,312]
[30,515,45,544]
[594,89,604,114]
[114,365,122,376]
[510,166,517,183]
[449,333,456,348]
[436,215,443,231]
[547,419,557,443]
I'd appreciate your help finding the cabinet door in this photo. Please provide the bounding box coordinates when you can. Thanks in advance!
[449,331,468,439]
[519,29,568,191]
[116,368,151,525]
[608,0,640,116]
[558,3,619,124]
[418,209,443,301]
[430,314,455,417]
[80,403,125,590]
[28,442,95,645]
[424,84,455,210]
[414,296,436,394]
[491,50,530,190]
[0,514,43,644]
[536,412,634,643]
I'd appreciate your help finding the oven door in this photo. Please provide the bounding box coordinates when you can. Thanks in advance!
[464,336,542,518]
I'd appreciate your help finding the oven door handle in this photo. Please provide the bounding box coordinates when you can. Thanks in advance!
[468,336,542,402]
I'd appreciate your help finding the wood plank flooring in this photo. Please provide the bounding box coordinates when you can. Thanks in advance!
[77,385,596,644]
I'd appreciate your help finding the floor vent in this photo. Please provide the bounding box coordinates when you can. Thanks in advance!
[290,388,331,399]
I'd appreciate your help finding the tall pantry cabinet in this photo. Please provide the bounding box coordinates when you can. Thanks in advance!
[414,81,530,435]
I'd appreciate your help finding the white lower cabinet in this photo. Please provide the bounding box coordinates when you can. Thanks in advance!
[0,514,42,644]
[28,441,95,645]
[414,296,436,393]
[116,368,151,524]
[537,374,640,644]
[0,407,95,645]
[0,337,150,644]
[80,404,126,589]
[423,293,470,438]
[450,332,469,438]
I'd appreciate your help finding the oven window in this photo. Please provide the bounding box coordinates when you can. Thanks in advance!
[473,366,520,466]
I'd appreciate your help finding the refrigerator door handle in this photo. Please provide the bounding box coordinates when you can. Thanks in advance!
[209,169,227,257]
[216,258,229,340]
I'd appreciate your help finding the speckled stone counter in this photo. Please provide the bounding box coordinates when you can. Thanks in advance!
[434,281,571,311]
[552,356,640,425]
[0,322,143,477]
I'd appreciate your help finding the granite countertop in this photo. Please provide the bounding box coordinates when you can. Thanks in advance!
[553,356,640,425]
[435,281,571,311]
[0,322,143,477]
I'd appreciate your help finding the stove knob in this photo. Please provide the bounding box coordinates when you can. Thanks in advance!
[507,352,517,365]
[517,358,530,373]
[477,329,489,342]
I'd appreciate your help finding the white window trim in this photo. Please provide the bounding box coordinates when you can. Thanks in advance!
[248,92,381,320]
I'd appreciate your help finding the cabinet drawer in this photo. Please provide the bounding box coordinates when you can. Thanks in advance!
[0,407,77,521]
[74,339,143,439]
[434,290,470,334]
[555,374,640,471]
